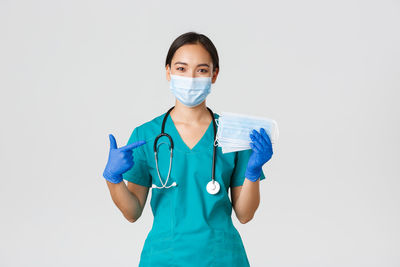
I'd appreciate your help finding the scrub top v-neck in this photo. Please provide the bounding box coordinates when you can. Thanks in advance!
[123,111,266,267]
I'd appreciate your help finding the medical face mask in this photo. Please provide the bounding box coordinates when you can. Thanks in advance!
[215,112,279,154]
[169,70,212,107]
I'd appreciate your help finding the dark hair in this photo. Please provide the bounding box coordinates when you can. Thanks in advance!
[165,31,219,72]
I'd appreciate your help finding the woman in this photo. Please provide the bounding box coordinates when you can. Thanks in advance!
[103,32,273,266]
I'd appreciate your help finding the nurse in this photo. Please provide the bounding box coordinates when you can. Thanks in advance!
[103,31,274,266]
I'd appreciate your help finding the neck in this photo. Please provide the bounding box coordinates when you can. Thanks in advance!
[170,100,210,124]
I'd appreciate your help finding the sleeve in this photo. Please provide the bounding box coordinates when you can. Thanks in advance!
[230,149,266,187]
[122,127,152,187]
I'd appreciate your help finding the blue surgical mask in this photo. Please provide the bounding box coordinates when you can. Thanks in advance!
[169,69,212,107]
[215,112,279,153]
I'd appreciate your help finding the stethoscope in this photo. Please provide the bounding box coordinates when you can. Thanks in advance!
[151,106,220,195]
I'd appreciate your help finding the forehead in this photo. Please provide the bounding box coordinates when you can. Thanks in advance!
[171,43,212,65]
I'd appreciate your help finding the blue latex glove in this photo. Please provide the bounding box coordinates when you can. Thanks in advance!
[103,134,146,184]
[245,128,274,182]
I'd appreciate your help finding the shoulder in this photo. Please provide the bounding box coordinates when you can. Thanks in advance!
[133,112,167,140]
[207,106,219,121]
[133,108,219,138]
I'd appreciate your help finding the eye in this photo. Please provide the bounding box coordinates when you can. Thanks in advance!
[176,67,184,71]
[198,69,208,73]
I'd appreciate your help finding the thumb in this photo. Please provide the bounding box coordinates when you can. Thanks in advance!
[108,134,118,149]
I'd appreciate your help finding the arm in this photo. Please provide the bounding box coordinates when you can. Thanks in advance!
[105,180,149,222]
[102,133,149,222]
[231,178,261,224]
[231,128,273,224]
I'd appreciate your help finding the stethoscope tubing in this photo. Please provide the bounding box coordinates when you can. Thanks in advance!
[152,106,217,190]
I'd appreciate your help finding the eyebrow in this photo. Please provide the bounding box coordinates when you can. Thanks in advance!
[174,62,210,68]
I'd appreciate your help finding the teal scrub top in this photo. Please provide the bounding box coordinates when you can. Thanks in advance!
[123,111,265,267]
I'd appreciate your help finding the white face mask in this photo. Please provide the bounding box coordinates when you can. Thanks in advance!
[215,112,279,154]
[169,69,212,107]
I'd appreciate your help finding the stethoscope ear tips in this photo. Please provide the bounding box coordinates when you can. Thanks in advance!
[151,182,177,189]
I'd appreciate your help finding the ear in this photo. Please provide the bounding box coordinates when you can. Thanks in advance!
[166,65,171,81]
[211,67,219,84]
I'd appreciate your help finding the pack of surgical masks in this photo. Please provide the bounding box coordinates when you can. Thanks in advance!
[215,112,279,154]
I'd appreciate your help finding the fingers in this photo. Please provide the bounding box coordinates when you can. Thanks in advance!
[253,129,274,159]
[109,134,117,150]
[252,129,271,149]
[259,128,272,146]
[120,140,146,151]
[250,133,264,153]
[250,132,263,152]
[250,142,261,153]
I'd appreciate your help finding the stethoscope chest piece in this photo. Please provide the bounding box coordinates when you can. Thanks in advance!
[206,180,220,195]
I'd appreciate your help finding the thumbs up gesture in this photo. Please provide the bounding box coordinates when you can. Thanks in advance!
[103,134,146,184]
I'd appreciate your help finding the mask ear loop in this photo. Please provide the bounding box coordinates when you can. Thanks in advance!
[214,118,235,147]
[214,118,221,147]
[214,116,256,148]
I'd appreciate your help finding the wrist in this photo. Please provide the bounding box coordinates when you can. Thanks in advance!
[103,169,123,184]
[245,167,262,182]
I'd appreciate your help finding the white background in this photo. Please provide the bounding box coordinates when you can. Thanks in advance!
[1,0,399,266]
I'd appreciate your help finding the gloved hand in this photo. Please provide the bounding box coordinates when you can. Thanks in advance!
[245,128,273,182]
[103,134,146,184]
